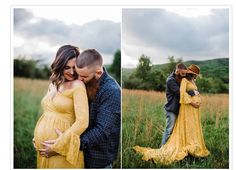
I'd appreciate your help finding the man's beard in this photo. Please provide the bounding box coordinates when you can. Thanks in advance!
[175,73,184,84]
[85,75,100,102]
[176,74,183,79]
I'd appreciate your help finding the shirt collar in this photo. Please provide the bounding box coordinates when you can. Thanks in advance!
[98,67,108,86]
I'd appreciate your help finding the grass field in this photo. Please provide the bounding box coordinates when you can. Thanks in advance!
[122,89,229,168]
[14,78,49,168]
[14,78,229,168]
[14,77,121,168]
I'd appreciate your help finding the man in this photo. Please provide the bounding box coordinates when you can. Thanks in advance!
[74,49,121,168]
[161,63,199,146]
[38,49,121,168]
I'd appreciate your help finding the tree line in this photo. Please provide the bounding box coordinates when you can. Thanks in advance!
[14,50,121,84]
[122,55,229,94]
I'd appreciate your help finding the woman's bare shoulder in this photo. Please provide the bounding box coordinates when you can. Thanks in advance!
[71,79,85,88]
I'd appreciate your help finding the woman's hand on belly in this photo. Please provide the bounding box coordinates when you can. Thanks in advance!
[39,140,58,158]
[190,101,201,108]
[38,128,63,158]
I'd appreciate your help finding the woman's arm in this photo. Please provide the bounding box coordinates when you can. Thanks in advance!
[80,87,120,150]
[180,78,200,108]
[50,83,89,166]
[179,78,192,104]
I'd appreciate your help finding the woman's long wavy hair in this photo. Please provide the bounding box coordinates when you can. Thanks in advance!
[50,45,80,90]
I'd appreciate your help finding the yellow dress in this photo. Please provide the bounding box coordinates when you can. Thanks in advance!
[34,84,89,168]
[133,78,210,165]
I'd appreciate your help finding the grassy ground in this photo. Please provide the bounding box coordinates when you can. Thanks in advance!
[122,89,229,168]
[14,78,49,168]
[14,77,121,168]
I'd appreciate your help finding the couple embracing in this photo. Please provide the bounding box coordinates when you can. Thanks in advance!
[33,45,121,168]
[134,63,210,165]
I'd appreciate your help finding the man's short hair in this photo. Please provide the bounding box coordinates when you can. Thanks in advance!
[176,63,187,70]
[76,49,103,68]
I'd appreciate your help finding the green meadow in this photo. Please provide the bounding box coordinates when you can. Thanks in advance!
[14,77,121,168]
[122,89,229,169]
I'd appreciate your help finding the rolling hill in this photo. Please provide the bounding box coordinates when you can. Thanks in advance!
[123,58,229,83]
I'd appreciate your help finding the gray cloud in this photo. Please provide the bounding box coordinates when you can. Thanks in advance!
[14,8,120,64]
[14,8,34,27]
[122,8,229,66]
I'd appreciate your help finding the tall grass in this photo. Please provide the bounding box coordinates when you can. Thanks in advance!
[122,89,229,168]
[14,78,121,168]
[14,78,49,168]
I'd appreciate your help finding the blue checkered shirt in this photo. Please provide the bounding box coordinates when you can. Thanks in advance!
[80,68,121,168]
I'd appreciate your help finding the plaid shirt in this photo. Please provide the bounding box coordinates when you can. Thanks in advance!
[80,68,121,168]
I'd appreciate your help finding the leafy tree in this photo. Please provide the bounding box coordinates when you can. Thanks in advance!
[149,69,166,91]
[164,56,183,75]
[123,55,228,93]
[14,57,38,78]
[123,75,143,90]
[109,50,121,84]
[196,77,228,93]
[197,77,214,93]
[135,54,152,81]
[14,56,51,79]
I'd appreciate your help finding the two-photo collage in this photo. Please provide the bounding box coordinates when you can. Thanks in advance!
[13,6,230,169]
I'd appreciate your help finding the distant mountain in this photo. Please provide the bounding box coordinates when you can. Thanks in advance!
[185,58,229,82]
[122,68,134,77]
[122,58,229,93]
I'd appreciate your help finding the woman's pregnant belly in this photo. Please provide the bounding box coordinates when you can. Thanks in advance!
[34,113,72,149]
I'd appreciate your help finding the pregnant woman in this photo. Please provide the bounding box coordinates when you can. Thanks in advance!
[33,45,89,168]
[134,64,209,165]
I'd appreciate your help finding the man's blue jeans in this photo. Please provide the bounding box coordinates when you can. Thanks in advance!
[161,110,177,146]
[103,163,113,169]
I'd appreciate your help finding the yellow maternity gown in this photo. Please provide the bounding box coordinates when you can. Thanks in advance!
[134,78,210,165]
[34,84,89,168]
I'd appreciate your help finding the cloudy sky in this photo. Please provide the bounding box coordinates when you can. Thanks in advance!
[13,7,121,65]
[122,7,229,68]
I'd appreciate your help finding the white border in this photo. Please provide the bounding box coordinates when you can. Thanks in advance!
[5,2,234,170]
